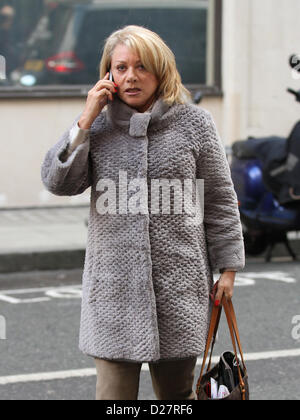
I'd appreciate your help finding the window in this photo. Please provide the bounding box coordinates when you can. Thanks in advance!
[0,0,222,97]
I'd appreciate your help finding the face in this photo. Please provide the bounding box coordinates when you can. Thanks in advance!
[110,44,159,112]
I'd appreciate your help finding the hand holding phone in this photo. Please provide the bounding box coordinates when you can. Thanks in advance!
[78,71,117,129]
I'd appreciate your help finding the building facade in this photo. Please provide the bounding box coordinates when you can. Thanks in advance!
[0,0,299,208]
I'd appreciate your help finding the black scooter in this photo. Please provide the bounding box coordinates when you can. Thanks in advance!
[230,55,300,261]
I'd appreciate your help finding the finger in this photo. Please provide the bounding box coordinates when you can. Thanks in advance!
[104,71,118,86]
[94,86,114,100]
[95,81,117,93]
[214,286,225,306]
[224,288,234,300]
[99,88,113,101]
[93,74,112,90]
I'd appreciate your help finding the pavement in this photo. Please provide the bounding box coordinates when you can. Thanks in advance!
[0,206,89,273]
[0,205,300,274]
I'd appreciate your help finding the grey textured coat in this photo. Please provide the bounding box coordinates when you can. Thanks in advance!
[41,95,245,363]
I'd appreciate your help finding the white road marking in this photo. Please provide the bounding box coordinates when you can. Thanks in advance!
[241,272,297,284]
[214,271,297,286]
[0,369,96,385]
[0,294,20,304]
[0,348,299,385]
[0,285,81,295]
[0,285,82,304]
[17,298,51,304]
[233,277,256,287]
[45,288,82,299]
[0,270,297,305]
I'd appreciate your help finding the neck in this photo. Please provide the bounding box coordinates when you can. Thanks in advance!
[133,93,158,113]
[106,94,172,133]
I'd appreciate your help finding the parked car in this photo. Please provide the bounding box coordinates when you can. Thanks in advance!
[10,0,207,87]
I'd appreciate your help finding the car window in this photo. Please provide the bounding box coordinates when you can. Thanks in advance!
[76,6,207,84]
[0,0,213,89]
[24,6,72,61]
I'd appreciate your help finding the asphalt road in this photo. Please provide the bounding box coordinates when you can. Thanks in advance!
[0,259,299,401]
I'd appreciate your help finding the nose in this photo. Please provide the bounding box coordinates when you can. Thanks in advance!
[126,67,138,82]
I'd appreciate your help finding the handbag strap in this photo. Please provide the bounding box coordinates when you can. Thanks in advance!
[197,303,222,384]
[196,297,247,400]
[207,304,222,372]
[227,298,247,372]
[222,298,247,399]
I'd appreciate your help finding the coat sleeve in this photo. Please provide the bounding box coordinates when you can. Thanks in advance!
[41,114,92,196]
[196,110,245,274]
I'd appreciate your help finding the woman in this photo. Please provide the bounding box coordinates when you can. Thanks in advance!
[41,25,245,400]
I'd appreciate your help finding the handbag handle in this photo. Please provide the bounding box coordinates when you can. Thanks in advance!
[222,297,247,399]
[224,298,247,373]
[196,296,247,400]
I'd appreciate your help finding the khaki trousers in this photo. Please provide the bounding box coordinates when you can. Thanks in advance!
[94,356,197,400]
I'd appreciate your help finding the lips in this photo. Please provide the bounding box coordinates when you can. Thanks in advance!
[125,88,141,92]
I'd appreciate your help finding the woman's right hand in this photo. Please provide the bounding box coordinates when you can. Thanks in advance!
[78,72,117,129]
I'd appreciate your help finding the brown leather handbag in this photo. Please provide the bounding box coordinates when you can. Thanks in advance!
[196,296,250,400]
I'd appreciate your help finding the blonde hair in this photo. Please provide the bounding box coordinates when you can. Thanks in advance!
[99,25,192,106]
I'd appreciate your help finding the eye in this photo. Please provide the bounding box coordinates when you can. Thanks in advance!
[117,65,125,71]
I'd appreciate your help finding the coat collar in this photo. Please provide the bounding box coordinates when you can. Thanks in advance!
[106,95,172,137]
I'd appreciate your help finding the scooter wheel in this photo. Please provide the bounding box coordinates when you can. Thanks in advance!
[243,231,268,256]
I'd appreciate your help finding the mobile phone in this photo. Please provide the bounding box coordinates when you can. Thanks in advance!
[107,69,116,103]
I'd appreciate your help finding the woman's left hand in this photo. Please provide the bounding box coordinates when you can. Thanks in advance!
[214,271,236,306]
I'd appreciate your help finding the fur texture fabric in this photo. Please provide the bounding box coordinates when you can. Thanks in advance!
[41,95,245,363]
